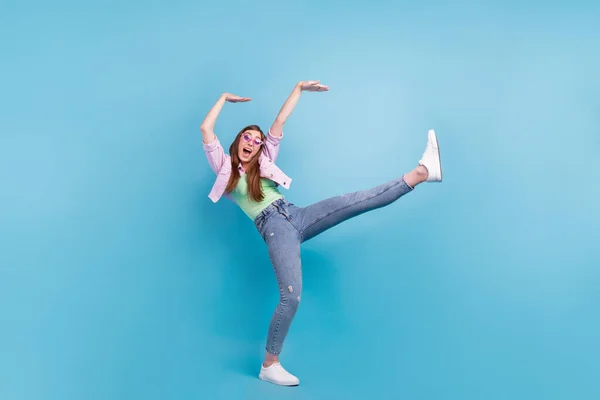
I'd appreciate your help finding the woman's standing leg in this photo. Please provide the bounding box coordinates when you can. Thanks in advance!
[257,213,302,386]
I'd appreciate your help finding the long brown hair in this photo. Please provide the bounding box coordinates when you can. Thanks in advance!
[224,125,266,202]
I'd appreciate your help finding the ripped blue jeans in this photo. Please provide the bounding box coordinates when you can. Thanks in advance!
[253,176,414,355]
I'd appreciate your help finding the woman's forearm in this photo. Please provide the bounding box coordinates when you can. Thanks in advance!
[200,94,227,144]
[270,83,303,138]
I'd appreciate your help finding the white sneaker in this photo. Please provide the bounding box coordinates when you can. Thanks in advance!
[259,362,300,386]
[419,129,442,182]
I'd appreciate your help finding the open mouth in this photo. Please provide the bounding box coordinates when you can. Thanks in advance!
[242,146,252,156]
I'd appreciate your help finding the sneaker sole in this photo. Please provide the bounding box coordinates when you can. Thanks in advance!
[430,130,442,182]
[434,131,442,181]
[259,374,299,386]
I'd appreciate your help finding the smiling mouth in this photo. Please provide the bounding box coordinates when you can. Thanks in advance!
[242,147,252,156]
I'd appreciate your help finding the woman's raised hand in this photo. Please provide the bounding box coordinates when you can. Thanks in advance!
[298,80,329,92]
[223,93,252,103]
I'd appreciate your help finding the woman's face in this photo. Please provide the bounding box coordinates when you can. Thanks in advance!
[238,129,264,163]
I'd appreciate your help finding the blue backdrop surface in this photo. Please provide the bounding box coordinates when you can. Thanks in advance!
[1,1,599,399]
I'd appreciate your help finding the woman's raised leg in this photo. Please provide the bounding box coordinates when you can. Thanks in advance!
[295,129,442,242]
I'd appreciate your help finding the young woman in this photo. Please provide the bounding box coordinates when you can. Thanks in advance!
[200,81,442,386]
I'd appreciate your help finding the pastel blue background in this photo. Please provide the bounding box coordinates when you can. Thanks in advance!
[1,0,599,399]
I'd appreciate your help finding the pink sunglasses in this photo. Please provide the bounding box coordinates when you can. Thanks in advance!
[242,133,263,146]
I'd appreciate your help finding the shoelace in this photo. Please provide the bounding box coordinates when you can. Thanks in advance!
[269,363,288,375]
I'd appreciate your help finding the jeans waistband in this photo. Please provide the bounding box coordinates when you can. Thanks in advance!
[254,198,290,229]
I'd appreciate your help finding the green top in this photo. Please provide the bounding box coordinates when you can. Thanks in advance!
[231,174,284,220]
